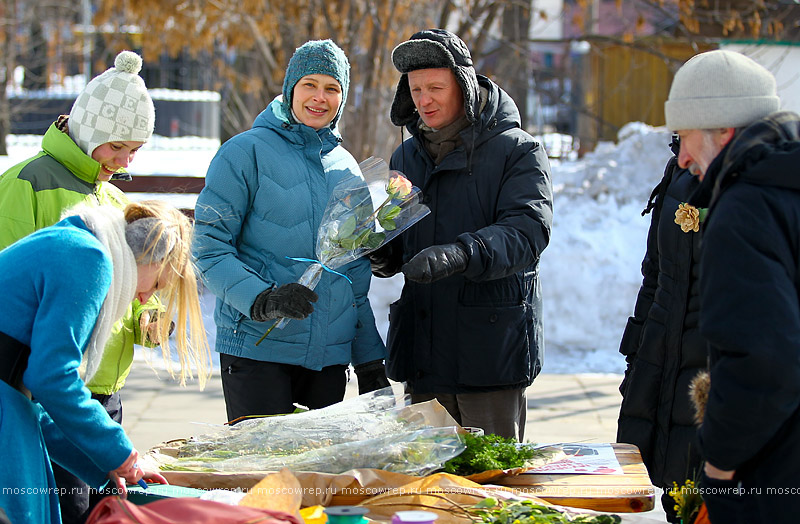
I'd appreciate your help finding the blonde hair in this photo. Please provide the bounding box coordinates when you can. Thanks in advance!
[124,200,212,388]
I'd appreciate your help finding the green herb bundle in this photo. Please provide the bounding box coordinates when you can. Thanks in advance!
[469,498,622,524]
[443,433,544,476]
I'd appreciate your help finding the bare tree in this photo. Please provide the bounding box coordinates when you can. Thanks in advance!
[0,1,84,155]
[0,0,19,155]
[545,0,800,148]
[93,0,439,161]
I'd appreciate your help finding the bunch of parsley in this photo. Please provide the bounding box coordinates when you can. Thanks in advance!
[469,498,622,523]
[443,433,542,476]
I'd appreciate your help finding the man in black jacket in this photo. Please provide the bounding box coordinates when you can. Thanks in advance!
[369,29,553,441]
[666,49,800,523]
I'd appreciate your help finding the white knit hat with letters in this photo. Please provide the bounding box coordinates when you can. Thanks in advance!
[665,50,780,131]
[69,50,155,156]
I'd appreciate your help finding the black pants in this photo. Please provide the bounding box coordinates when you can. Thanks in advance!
[219,354,347,422]
[53,392,122,524]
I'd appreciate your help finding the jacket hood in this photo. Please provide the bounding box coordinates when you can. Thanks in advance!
[691,111,800,209]
[729,111,800,190]
[253,96,343,150]
[405,75,520,144]
[397,76,520,178]
[41,123,104,185]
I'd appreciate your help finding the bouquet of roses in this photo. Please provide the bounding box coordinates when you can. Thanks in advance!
[256,157,429,343]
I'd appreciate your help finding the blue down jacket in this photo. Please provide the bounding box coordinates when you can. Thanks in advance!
[193,97,385,369]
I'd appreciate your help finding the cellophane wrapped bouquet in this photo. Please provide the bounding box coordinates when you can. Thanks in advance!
[152,384,465,475]
[256,157,429,341]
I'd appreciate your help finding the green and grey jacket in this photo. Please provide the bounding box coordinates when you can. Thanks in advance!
[0,120,159,394]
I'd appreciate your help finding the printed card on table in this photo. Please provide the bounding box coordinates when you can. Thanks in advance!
[526,443,623,475]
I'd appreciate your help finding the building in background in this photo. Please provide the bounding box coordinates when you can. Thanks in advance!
[9,88,220,141]
[722,41,800,114]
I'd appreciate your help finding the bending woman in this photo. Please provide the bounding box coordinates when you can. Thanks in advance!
[0,200,211,524]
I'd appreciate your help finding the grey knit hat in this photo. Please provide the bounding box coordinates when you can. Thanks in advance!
[282,39,350,128]
[665,50,780,131]
[69,50,155,156]
[125,217,175,263]
[390,29,481,127]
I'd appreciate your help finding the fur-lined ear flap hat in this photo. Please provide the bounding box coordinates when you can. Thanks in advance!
[390,29,480,127]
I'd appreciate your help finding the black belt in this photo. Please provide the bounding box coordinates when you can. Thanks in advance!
[0,330,31,394]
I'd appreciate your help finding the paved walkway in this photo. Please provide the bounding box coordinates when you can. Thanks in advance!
[120,363,668,521]
[120,365,624,451]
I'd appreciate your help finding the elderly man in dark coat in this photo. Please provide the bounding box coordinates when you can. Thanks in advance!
[666,49,800,523]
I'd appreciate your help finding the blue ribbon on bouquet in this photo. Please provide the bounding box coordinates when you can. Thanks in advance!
[285,256,353,284]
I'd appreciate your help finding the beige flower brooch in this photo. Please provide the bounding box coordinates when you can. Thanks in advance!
[674,203,707,233]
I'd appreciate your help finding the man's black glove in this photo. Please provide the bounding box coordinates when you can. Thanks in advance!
[250,283,318,321]
[354,360,391,394]
[367,242,399,278]
[401,242,469,284]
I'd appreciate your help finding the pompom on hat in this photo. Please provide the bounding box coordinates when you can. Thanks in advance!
[69,50,155,156]
[665,50,780,131]
[282,39,350,128]
[390,29,481,127]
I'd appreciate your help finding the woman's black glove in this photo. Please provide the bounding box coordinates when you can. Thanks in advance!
[250,283,318,321]
[402,242,468,283]
[354,360,390,394]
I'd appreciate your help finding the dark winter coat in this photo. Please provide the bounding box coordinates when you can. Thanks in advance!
[381,75,553,394]
[688,111,800,522]
[616,156,706,490]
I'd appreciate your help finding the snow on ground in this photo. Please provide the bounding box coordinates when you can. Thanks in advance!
[0,123,674,373]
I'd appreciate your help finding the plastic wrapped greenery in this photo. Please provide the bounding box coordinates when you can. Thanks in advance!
[257,157,430,343]
[159,427,464,476]
[153,384,467,476]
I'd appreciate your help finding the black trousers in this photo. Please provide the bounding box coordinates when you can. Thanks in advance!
[219,353,347,422]
[52,392,122,524]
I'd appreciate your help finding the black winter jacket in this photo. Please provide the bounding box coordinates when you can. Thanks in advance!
[381,75,553,394]
[688,111,800,521]
[616,156,706,490]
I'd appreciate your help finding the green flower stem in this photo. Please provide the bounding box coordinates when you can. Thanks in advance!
[355,194,394,233]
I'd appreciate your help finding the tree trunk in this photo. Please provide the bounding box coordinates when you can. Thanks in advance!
[498,0,532,130]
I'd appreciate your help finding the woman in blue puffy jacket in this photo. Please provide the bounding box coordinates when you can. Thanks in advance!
[193,40,387,422]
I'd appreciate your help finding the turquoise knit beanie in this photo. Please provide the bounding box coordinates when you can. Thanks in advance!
[282,39,350,128]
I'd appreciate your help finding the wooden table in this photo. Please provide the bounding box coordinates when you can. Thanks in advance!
[161,443,654,514]
[493,443,655,513]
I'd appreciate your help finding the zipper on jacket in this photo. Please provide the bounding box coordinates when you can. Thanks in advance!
[232,314,245,335]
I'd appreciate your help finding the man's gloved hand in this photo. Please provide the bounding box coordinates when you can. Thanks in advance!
[354,360,391,394]
[367,243,399,278]
[250,283,318,321]
[401,242,468,284]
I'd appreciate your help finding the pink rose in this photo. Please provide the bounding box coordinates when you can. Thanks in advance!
[386,173,413,198]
